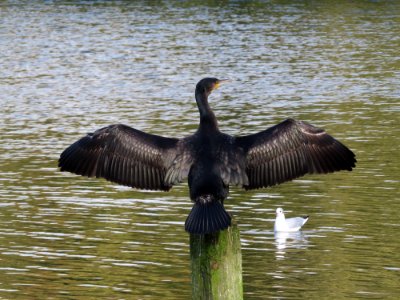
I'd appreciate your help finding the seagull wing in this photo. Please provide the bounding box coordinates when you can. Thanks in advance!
[286,216,308,229]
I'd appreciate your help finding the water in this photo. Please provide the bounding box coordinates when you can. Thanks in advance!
[1,1,399,299]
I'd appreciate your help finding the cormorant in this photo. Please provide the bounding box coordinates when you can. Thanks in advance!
[59,77,356,234]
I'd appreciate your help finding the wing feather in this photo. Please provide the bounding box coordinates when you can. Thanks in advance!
[236,118,356,190]
[59,124,192,191]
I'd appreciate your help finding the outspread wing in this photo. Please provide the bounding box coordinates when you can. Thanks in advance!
[235,119,356,190]
[58,124,192,191]
[217,136,249,186]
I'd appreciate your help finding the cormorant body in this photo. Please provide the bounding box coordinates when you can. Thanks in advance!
[59,78,356,234]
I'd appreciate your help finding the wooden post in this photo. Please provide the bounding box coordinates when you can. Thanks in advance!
[190,221,243,300]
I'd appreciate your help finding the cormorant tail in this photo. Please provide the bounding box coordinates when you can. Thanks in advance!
[185,198,231,234]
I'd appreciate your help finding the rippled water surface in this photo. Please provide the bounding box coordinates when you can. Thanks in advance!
[1,1,399,299]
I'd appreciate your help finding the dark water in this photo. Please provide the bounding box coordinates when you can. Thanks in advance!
[1,1,399,299]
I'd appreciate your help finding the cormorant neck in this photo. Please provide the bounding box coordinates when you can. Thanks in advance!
[195,89,219,131]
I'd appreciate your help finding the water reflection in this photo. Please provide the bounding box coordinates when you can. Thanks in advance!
[274,231,310,260]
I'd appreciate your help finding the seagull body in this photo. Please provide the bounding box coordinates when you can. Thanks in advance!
[274,207,309,232]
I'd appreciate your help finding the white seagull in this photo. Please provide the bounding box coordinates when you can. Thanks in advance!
[274,207,309,232]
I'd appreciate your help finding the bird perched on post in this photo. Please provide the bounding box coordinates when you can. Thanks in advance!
[59,77,356,234]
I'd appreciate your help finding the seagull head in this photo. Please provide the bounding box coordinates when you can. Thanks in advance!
[276,207,285,217]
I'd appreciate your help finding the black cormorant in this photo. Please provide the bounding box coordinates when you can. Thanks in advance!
[59,78,356,234]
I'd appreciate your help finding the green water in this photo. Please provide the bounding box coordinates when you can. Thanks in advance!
[0,1,399,299]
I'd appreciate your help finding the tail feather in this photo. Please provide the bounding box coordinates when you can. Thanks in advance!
[185,200,231,234]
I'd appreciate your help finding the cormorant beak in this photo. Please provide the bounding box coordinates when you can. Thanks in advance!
[215,79,230,89]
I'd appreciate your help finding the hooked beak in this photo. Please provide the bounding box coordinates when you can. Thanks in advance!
[215,79,230,89]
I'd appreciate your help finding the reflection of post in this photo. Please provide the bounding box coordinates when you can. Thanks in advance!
[190,221,243,300]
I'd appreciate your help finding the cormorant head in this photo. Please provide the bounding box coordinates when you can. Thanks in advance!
[196,77,228,96]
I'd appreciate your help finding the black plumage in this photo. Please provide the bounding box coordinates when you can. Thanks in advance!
[59,77,356,234]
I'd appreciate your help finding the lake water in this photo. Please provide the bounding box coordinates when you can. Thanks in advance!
[1,1,399,299]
